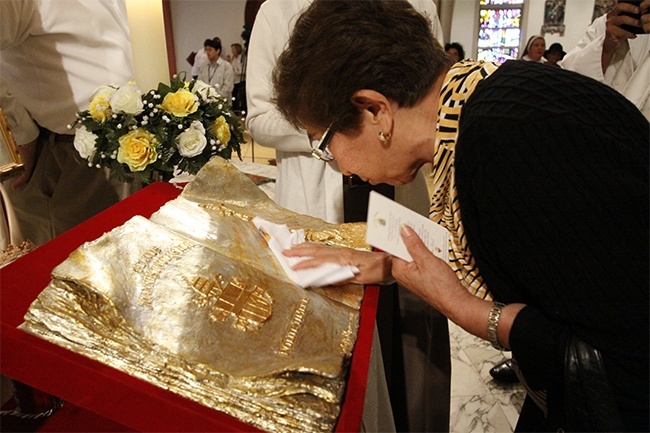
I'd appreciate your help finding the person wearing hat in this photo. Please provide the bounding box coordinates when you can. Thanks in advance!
[520,35,546,62]
[544,42,566,66]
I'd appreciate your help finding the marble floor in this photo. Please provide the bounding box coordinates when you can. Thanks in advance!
[238,138,527,432]
[448,322,525,433]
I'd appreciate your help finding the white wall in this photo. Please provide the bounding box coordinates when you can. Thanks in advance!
[526,0,594,51]
[126,0,170,90]
[448,0,478,57]
[169,0,247,78]
[448,0,597,59]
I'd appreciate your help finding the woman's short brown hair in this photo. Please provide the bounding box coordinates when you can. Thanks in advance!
[273,0,451,134]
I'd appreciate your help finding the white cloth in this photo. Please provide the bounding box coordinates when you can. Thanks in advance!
[252,217,359,288]
[622,55,650,120]
[245,0,443,224]
[522,55,546,63]
[198,57,234,100]
[0,0,135,139]
[362,326,396,433]
[560,14,650,120]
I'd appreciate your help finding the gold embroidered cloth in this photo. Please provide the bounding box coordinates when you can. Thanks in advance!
[19,157,368,432]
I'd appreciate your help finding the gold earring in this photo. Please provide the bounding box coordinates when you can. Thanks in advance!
[378,131,391,143]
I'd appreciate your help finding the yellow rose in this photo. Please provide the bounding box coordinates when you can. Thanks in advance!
[212,116,231,144]
[88,85,115,122]
[117,128,158,172]
[161,88,198,117]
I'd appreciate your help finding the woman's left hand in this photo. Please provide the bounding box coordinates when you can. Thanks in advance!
[392,225,470,316]
[394,225,526,347]
[283,243,393,285]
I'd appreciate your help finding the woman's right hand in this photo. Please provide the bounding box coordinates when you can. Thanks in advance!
[284,242,394,285]
[393,225,526,348]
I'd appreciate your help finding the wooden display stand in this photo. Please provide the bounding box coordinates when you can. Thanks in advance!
[0,182,378,432]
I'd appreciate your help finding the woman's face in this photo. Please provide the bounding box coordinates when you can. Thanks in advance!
[527,38,546,61]
[304,75,444,186]
[308,119,427,186]
[546,51,562,65]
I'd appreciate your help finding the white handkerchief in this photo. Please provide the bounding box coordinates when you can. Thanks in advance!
[252,217,359,288]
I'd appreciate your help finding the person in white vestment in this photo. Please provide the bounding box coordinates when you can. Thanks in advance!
[561,0,650,120]
[0,0,136,247]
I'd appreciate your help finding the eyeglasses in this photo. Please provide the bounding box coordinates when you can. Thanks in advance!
[311,123,336,162]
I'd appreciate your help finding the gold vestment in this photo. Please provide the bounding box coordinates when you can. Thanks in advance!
[20,157,368,432]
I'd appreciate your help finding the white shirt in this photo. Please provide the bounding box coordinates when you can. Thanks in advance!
[198,56,235,99]
[0,0,135,143]
[246,0,443,223]
[522,55,546,63]
[560,14,650,120]
[191,47,209,78]
[231,56,243,85]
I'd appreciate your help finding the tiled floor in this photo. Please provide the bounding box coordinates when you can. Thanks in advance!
[237,136,527,432]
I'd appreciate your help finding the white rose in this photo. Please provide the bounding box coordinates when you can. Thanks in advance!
[90,84,117,102]
[73,125,98,160]
[176,121,207,157]
[192,80,219,102]
[110,82,144,115]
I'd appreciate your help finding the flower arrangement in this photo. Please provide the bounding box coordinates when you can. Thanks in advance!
[71,73,243,183]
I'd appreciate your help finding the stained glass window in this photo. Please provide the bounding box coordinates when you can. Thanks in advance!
[477,0,524,63]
